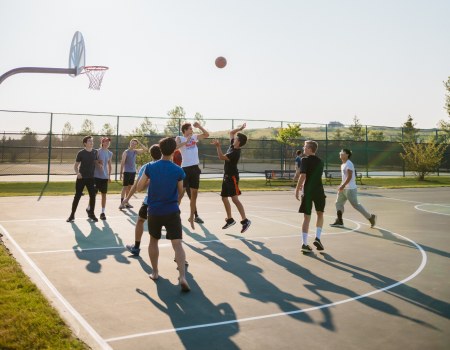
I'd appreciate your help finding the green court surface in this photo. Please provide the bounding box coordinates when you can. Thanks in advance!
[1,188,449,350]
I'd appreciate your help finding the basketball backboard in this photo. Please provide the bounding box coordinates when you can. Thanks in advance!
[69,31,85,77]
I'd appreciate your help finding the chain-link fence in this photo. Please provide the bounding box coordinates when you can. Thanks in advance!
[1,109,449,181]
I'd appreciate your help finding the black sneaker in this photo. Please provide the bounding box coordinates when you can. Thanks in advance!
[174,258,189,265]
[241,219,251,233]
[194,216,204,224]
[66,215,75,222]
[330,219,344,227]
[222,218,236,229]
[301,244,313,253]
[100,213,106,220]
[313,238,324,251]
[369,214,377,228]
[86,208,90,216]
[88,214,98,222]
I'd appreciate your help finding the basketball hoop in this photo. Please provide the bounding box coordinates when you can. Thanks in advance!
[82,66,108,90]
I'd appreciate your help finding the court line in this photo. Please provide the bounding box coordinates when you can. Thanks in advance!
[105,221,427,343]
[414,204,450,216]
[0,223,113,350]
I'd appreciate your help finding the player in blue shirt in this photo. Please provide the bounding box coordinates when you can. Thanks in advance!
[137,137,190,291]
[291,150,303,187]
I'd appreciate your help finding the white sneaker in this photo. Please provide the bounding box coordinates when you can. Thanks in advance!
[125,203,133,208]
[119,204,125,210]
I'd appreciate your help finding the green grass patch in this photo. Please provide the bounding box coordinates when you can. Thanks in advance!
[0,236,88,349]
[359,176,450,188]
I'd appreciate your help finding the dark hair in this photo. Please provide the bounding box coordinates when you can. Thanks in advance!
[181,122,191,134]
[159,137,177,156]
[342,148,352,159]
[296,150,302,156]
[236,133,248,147]
[305,140,318,153]
[150,144,162,160]
[83,135,92,145]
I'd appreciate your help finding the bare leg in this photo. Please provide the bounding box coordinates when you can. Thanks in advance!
[172,239,190,291]
[188,188,198,230]
[302,214,311,235]
[231,195,246,221]
[101,193,107,209]
[121,186,127,199]
[125,185,132,198]
[178,188,186,206]
[316,211,324,228]
[136,217,145,242]
[222,196,232,219]
[148,236,159,280]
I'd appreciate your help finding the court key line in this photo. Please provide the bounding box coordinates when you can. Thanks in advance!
[105,221,427,343]
[414,204,450,216]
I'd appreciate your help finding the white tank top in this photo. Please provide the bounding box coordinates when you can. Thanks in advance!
[177,134,199,167]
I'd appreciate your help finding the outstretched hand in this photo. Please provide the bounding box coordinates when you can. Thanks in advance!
[193,121,200,128]
[240,123,246,131]
[211,139,220,147]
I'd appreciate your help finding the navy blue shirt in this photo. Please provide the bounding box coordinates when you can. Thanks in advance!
[295,156,302,168]
[144,159,186,216]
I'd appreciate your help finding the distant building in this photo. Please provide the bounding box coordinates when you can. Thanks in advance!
[328,121,344,127]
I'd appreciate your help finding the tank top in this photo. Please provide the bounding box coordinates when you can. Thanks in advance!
[124,149,137,172]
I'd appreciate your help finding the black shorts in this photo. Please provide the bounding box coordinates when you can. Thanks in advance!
[299,194,326,215]
[138,203,148,220]
[148,210,183,240]
[221,174,242,197]
[95,178,108,194]
[123,172,136,186]
[182,165,201,190]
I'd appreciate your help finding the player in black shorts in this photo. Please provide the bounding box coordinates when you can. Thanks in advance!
[212,123,251,233]
[295,140,326,253]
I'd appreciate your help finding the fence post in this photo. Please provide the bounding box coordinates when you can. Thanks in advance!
[325,125,328,171]
[232,119,234,130]
[2,131,4,162]
[178,118,181,136]
[401,127,405,177]
[47,113,53,182]
[365,125,368,178]
[280,121,283,170]
[115,116,119,181]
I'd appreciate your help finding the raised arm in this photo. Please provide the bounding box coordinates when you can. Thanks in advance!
[230,123,246,140]
[194,122,210,140]
[135,140,148,154]
[211,139,230,161]
[175,134,192,150]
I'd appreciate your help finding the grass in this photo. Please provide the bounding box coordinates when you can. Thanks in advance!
[0,176,450,197]
[0,236,89,349]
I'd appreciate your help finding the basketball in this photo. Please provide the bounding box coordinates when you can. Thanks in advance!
[215,56,227,69]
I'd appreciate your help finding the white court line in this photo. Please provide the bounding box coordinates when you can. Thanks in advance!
[414,204,450,216]
[0,223,113,350]
[105,221,427,343]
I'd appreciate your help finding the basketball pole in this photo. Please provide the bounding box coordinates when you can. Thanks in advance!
[0,67,77,85]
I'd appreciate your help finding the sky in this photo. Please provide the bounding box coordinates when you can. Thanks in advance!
[0,0,449,133]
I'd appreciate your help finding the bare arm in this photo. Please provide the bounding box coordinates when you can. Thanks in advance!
[211,139,230,161]
[338,169,353,191]
[108,157,112,183]
[135,140,148,154]
[175,134,192,150]
[74,161,82,179]
[177,180,183,203]
[230,123,246,140]
[295,173,306,201]
[137,173,149,192]
[194,122,210,140]
[120,151,127,180]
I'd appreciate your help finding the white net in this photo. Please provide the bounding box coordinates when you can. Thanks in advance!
[84,66,108,90]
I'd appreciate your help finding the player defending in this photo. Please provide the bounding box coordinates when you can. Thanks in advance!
[123,144,161,256]
[86,137,112,220]
[330,149,377,228]
[137,137,189,291]
[119,139,147,209]
[67,136,100,223]
[211,123,251,233]
[176,122,209,229]
[291,150,303,187]
[295,140,326,253]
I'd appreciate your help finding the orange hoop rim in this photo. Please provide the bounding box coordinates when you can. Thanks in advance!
[81,66,109,74]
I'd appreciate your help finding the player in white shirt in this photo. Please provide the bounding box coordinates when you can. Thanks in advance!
[176,122,209,230]
[330,148,377,228]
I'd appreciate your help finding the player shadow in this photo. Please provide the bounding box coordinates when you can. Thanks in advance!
[136,270,240,350]
[308,252,450,325]
[182,223,218,242]
[235,238,436,330]
[70,220,130,273]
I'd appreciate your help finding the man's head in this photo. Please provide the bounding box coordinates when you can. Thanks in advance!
[296,150,302,156]
[181,122,193,137]
[83,135,93,148]
[303,140,318,155]
[150,144,162,161]
[101,137,111,148]
[233,132,248,148]
[159,137,177,156]
[340,148,352,161]
[130,139,138,149]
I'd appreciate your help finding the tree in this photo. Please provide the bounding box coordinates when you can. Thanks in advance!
[276,123,302,170]
[270,127,280,139]
[79,119,95,135]
[444,76,450,118]
[164,106,186,136]
[100,123,117,136]
[345,115,365,141]
[368,130,386,141]
[397,115,419,143]
[62,122,74,136]
[193,112,206,133]
[332,129,343,140]
[400,139,447,181]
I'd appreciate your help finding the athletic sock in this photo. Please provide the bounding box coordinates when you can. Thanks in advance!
[316,227,322,239]
[102,208,105,214]
[195,211,198,217]
[121,198,124,203]
[87,206,90,211]
[302,232,308,246]
[135,241,141,249]
[337,210,343,221]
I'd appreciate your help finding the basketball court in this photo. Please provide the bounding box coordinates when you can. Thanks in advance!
[1,188,449,349]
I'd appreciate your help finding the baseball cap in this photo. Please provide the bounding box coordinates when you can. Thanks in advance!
[101,137,111,143]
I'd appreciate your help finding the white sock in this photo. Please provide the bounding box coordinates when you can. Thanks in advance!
[102,208,105,214]
[87,206,90,210]
[316,227,322,240]
[302,232,308,246]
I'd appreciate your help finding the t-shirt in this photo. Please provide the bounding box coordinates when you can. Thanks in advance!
[138,161,155,205]
[172,150,182,167]
[75,149,98,179]
[295,156,302,169]
[224,139,241,176]
[124,149,137,172]
[177,134,199,167]
[94,148,113,179]
[341,160,357,189]
[144,160,186,216]
[300,155,324,196]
